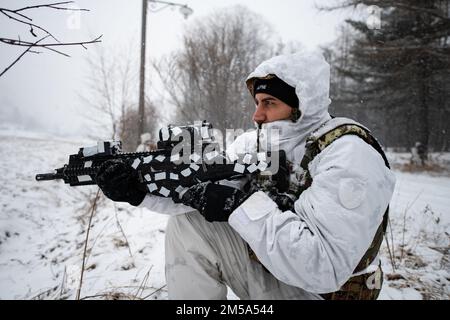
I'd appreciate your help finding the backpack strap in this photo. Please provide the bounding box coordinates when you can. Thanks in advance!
[301,118,390,171]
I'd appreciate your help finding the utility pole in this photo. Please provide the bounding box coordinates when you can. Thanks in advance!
[138,0,148,137]
[137,0,193,137]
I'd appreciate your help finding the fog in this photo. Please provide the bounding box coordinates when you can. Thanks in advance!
[0,0,355,137]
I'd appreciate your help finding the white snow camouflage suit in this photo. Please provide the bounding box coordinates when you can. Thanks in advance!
[139,50,396,299]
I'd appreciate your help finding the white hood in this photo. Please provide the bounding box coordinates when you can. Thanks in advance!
[246,50,332,163]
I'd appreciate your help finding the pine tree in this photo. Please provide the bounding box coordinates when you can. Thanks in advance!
[325,0,450,151]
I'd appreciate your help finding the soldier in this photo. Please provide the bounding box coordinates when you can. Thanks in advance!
[97,50,396,300]
[411,141,427,166]
[416,142,427,166]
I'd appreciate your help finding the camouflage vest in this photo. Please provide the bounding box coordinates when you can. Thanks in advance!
[301,118,390,300]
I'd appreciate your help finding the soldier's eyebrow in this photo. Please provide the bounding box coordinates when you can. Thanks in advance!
[255,97,277,104]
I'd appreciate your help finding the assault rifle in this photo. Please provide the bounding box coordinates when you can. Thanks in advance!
[36,122,289,199]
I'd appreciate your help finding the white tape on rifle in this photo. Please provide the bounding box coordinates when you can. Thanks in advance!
[155,155,165,162]
[247,163,258,173]
[143,155,153,164]
[190,163,200,171]
[257,152,267,162]
[97,141,105,153]
[84,161,93,168]
[181,168,192,177]
[159,187,170,197]
[258,161,268,171]
[233,163,245,174]
[170,173,179,180]
[77,175,92,183]
[161,127,170,141]
[148,183,157,192]
[243,154,253,165]
[170,154,180,162]
[155,172,166,181]
[144,174,152,182]
[132,158,141,169]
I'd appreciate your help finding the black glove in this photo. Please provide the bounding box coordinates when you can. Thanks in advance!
[174,182,253,222]
[96,159,147,206]
[266,189,296,212]
[271,150,290,193]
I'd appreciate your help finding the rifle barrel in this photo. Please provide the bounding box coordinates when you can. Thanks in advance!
[35,172,61,181]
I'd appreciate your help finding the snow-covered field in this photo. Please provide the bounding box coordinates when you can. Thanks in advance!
[0,128,449,300]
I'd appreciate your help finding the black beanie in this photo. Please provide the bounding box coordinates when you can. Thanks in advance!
[253,77,299,109]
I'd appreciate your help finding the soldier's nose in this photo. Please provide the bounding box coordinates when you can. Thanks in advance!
[253,105,266,124]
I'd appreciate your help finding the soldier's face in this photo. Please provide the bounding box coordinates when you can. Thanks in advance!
[253,93,293,124]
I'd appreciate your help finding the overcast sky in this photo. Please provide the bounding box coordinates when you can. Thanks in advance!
[0,0,361,137]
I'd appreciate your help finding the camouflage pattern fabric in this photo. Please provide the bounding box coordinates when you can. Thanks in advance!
[320,265,383,300]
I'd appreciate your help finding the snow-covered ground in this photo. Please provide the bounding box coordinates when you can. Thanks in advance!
[0,128,449,300]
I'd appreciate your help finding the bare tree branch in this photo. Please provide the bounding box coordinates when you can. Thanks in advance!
[0,2,102,77]
[76,189,100,301]
[13,1,89,13]
[0,36,102,49]
[0,35,102,59]
[1,8,61,42]
[114,205,133,259]
[0,35,49,77]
